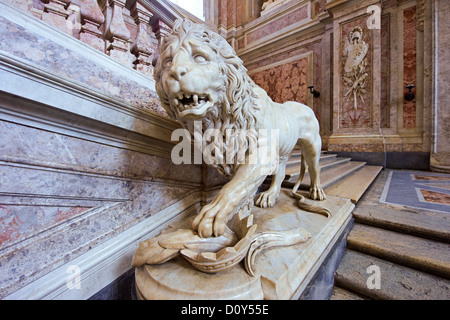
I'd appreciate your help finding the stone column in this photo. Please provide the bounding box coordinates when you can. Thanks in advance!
[430,0,450,172]
[130,2,154,76]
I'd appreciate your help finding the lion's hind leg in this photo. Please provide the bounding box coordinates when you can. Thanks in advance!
[291,143,330,218]
[297,136,326,201]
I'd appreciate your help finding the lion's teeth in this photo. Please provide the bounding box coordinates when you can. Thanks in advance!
[186,95,191,99]
[177,94,183,100]
[173,99,179,106]
[193,95,198,105]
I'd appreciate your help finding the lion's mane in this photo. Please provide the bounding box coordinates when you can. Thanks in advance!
[154,20,261,177]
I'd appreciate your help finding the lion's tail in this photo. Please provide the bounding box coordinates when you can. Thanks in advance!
[291,154,331,218]
[292,154,306,194]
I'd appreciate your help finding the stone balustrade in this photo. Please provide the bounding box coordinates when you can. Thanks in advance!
[28,0,178,77]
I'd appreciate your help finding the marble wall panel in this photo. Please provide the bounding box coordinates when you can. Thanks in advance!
[402,5,417,129]
[0,181,197,298]
[0,205,90,248]
[246,39,323,129]
[246,5,309,44]
[0,120,201,184]
[339,15,373,128]
[0,117,203,294]
[380,13,390,128]
[250,57,309,105]
[315,0,326,16]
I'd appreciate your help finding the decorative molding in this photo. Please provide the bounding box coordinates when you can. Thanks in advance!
[138,0,208,28]
[416,0,425,31]
[0,51,179,156]
[236,1,320,56]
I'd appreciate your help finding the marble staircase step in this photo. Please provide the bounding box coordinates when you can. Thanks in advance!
[333,249,450,300]
[283,161,367,189]
[325,166,383,203]
[346,224,450,279]
[352,204,450,243]
[286,155,345,171]
[329,286,367,300]
[286,153,337,168]
[288,149,328,159]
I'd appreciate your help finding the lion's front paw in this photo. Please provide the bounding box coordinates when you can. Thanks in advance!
[255,188,280,208]
[310,185,326,201]
[192,195,234,238]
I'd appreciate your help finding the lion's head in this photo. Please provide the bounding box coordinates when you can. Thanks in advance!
[154,20,261,176]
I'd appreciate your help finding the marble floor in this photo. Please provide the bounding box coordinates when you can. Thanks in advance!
[380,170,450,214]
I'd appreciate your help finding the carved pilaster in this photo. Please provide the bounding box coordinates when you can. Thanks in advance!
[105,0,132,66]
[416,0,425,32]
[40,0,72,34]
[79,0,105,51]
[130,2,154,76]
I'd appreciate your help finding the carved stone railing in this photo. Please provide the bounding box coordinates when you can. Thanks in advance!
[27,0,205,77]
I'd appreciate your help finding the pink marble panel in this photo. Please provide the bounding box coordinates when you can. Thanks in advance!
[247,6,308,44]
[315,0,326,16]
[380,13,390,128]
[246,40,323,127]
[0,206,90,248]
[403,6,417,129]
[227,0,236,27]
[251,57,309,105]
[218,0,227,26]
[420,189,450,205]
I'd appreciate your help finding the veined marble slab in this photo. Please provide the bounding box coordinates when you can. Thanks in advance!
[135,189,354,300]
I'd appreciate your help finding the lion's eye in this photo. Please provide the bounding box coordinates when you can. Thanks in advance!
[193,54,207,63]
[163,59,173,68]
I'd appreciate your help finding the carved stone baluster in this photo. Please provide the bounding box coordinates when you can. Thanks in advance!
[105,0,132,66]
[152,19,171,45]
[130,2,154,76]
[151,19,171,66]
[40,0,72,34]
[79,0,105,51]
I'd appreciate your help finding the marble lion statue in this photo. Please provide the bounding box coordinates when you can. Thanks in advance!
[154,19,328,239]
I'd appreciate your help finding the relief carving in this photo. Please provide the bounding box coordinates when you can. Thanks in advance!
[343,26,369,110]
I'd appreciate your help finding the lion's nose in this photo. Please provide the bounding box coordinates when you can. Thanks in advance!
[171,66,188,81]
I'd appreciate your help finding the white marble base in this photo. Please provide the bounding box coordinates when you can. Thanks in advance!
[135,189,354,300]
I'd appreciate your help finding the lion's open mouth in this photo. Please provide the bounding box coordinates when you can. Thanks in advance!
[174,93,211,109]
[173,93,212,118]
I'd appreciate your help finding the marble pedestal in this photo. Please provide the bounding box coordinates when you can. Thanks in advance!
[134,189,354,300]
